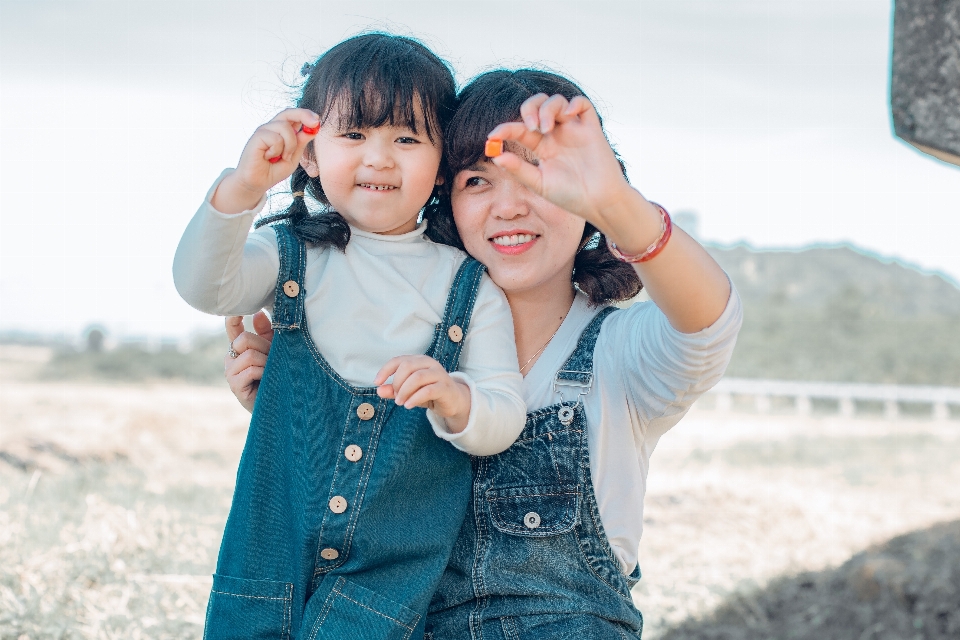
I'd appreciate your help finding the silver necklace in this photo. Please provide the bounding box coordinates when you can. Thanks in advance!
[519,313,567,375]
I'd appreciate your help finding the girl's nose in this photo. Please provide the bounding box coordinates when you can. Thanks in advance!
[363,139,394,170]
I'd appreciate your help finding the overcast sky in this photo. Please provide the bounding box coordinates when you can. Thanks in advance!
[1,0,957,338]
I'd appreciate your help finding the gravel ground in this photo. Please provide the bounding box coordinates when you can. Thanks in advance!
[1,373,958,638]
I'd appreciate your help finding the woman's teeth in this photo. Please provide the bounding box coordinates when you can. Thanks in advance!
[360,184,397,191]
[492,234,535,247]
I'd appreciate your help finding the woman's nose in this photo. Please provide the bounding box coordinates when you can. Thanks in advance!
[492,181,529,220]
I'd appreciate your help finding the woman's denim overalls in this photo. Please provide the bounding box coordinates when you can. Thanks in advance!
[204,223,486,640]
[426,308,645,640]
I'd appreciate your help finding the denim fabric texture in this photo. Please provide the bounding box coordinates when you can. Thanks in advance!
[426,307,644,640]
[203,223,486,640]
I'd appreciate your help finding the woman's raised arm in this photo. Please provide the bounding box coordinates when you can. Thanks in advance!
[487,94,730,333]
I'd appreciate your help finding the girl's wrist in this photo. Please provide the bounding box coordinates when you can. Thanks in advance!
[212,172,267,215]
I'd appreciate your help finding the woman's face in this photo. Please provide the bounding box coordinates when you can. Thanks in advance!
[450,159,585,297]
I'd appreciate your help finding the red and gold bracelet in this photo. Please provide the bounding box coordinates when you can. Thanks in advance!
[606,202,673,263]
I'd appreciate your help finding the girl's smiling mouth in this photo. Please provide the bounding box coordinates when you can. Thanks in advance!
[490,230,540,254]
[358,183,398,191]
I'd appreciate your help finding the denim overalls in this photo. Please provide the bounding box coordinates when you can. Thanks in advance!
[204,223,486,640]
[426,307,645,640]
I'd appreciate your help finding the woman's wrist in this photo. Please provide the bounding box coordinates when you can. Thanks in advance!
[593,186,665,255]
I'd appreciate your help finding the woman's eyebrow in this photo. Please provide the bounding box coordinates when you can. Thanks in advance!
[465,163,488,173]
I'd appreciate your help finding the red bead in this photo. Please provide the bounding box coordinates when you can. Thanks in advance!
[268,156,282,163]
[301,123,320,135]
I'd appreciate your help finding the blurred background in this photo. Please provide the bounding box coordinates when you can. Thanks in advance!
[1,1,959,638]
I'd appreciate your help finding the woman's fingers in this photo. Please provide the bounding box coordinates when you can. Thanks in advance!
[536,94,572,134]
[251,310,273,341]
[519,93,550,131]
[487,121,542,151]
[490,151,544,195]
[225,316,245,343]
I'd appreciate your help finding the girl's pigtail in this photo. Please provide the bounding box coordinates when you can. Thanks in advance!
[572,223,643,306]
[255,166,352,252]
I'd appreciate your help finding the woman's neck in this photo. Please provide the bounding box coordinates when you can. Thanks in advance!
[506,278,577,375]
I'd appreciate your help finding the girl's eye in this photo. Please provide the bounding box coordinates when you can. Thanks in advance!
[343,132,364,140]
[397,136,419,144]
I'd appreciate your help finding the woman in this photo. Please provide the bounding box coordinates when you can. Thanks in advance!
[223,69,741,638]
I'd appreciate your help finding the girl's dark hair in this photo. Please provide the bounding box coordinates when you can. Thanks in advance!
[257,33,458,250]
[435,69,642,306]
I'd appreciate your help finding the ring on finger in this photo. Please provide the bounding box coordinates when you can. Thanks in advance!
[227,339,238,359]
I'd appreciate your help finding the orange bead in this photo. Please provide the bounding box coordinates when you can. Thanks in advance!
[485,139,504,157]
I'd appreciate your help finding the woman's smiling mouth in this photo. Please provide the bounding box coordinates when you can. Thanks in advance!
[490,231,539,254]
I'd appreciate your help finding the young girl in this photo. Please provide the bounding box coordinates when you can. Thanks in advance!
[173,34,525,640]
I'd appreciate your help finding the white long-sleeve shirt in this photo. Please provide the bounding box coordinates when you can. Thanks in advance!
[173,172,525,457]
[523,287,742,574]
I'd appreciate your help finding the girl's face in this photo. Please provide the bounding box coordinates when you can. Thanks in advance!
[302,105,442,235]
[451,160,585,297]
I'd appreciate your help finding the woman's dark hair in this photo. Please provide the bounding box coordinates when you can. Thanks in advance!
[256,33,458,250]
[434,69,642,306]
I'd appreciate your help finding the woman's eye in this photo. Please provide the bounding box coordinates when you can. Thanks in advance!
[464,176,488,187]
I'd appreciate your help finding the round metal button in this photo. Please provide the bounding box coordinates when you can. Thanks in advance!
[558,406,575,425]
[447,325,463,343]
[320,548,339,560]
[344,445,363,462]
[524,512,541,529]
[329,496,347,513]
[283,280,300,298]
[356,403,375,420]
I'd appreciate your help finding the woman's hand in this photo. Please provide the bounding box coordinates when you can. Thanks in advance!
[224,311,273,413]
[486,94,637,228]
[374,356,472,433]
[212,108,320,214]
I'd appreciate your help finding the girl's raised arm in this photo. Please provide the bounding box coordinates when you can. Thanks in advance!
[487,94,730,334]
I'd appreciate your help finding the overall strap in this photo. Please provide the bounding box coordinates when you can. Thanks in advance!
[429,257,487,373]
[553,306,618,403]
[270,223,307,332]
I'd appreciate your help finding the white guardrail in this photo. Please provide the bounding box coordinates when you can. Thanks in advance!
[703,378,960,420]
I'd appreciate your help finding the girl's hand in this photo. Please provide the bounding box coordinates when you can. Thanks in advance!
[374,355,472,433]
[486,94,632,228]
[224,311,274,413]
[212,109,320,214]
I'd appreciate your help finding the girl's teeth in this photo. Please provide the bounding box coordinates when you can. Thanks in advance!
[493,234,535,247]
[361,184,396,190]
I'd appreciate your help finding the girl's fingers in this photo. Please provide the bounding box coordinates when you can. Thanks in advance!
[261,122,299,164]
[401,383,442,410]
[230,331,271,357]
[271,108,321,130]
[393,368,437,406]
[225,316,245,342]
[519,93,550,132]
[537,94,571,134]
[373,358,402,387]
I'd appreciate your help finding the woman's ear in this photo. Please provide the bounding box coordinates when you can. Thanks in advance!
[300,149,320,178]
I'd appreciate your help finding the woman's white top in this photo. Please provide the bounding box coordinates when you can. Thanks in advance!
[173,171,525,457]
[524,288,742,574]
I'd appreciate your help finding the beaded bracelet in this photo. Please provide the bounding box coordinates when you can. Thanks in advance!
[606,203,673,263]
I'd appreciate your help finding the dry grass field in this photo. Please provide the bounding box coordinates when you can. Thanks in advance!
[2,346,959,639]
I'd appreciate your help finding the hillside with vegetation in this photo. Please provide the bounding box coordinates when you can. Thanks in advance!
[708,244,960,386]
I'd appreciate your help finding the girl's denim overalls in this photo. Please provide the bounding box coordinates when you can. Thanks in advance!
[426,308,645,640]
[204,223,486,640]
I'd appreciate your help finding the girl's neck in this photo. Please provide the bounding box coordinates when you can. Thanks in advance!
[506,277,577,375]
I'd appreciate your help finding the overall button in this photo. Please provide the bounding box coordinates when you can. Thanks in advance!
[356,403,375,420]
[329,496,347,513]
[524,512,541,529]
[447,325,463,343]
[320,548,339,560]
[344,445,362,462]
[282,280,300,298]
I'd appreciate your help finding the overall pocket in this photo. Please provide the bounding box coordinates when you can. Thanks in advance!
[203,574,293,640]
[306,577,421,640]
[487,485,580,537]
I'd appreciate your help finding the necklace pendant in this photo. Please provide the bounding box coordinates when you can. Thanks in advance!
[558,405,575,426]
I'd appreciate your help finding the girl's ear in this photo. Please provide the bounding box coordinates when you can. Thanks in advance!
[300,151,320,178]
[435,174,444,186]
